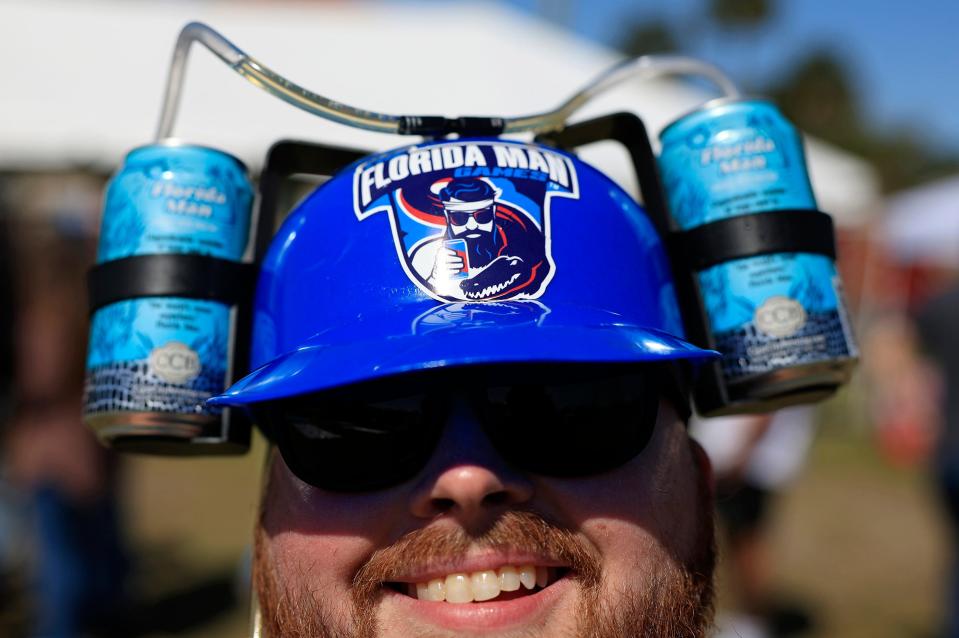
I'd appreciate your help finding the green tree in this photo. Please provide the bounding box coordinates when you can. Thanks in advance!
[768,50,860,146]
[621,21,680,57]
[769,50,959,191]
[709,0,773,30]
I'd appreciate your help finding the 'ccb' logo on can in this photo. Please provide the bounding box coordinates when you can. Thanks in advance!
[754,296,806,338]
[149,341,201,385]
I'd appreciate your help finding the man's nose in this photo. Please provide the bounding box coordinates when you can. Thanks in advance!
[465,216,478,230]
[408,399,534,523]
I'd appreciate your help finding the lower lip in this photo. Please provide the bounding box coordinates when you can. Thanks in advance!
[466,233,481,238]
[382,574,574,632]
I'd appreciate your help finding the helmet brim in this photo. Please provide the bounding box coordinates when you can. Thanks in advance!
[208,302,718,407]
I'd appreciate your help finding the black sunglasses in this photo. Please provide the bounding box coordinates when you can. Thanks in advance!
[253,365,690,492]
[446,205,496,227]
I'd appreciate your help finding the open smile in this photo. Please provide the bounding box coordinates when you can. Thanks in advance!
[386,563,571,603]
[380,556,575,631]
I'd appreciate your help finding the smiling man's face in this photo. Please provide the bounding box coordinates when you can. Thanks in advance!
[253,400,715,638]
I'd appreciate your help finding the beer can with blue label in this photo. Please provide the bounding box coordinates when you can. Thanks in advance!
[83,142,254,452]
[658,98,857,406]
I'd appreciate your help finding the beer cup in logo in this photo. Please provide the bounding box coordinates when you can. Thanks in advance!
[658,98,857,404]
[443,238,471,280]
[83,142,253,451]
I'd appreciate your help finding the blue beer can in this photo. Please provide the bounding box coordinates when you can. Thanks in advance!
[83,142,253,448]
[658,98,857,400]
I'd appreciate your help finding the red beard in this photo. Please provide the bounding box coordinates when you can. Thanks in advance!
[253,448,715,638]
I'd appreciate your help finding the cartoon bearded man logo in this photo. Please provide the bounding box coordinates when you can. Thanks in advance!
[410,178,549,301]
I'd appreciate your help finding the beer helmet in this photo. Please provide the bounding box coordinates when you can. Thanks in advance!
[208,138,717,409]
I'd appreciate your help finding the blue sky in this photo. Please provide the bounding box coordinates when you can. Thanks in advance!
[503,0,959,155]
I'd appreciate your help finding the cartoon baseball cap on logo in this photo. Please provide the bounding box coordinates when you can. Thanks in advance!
[209,139,717,407]
[354,140,578,302]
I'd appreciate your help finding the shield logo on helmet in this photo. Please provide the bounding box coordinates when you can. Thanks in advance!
[353,140,579,302]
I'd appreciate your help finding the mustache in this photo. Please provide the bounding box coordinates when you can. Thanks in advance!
[352,510,601,603]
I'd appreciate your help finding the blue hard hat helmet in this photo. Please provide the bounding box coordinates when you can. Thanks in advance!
[209,138,716,407]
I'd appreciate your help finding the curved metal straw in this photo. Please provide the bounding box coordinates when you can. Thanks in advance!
[509,55,741,133]
[155,22,740,141]
[155,22,401,140]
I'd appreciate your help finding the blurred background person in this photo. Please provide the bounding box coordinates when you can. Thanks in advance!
[861,315,940,470]
[1,179,131,638]
[0,192,23,629]
[915,284,959,638]
[692,406,818,638]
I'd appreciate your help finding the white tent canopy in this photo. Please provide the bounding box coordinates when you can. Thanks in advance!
[1,0,880,225]
[880,176,959,266]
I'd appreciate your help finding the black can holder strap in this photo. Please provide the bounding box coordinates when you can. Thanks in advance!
[87,254,258,314]
[669,209,836,272]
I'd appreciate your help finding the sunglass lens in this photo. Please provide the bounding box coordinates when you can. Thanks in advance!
[481,374,660,477]
[473,206,495,224]
[448,211,469,226]
[263,396,445,492]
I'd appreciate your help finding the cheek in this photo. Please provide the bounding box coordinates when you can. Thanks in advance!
[269,529,374,591]
[260,453,410,586]
[535,419,699,575]
[582,519,675,594]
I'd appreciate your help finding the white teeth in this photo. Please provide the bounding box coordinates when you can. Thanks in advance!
[427,578,446,602]
[411,564,557,602]
[445,573,473,604]
[518,565,537,590]
[471,570,500,602]
[499,565,521,592]
[536,566,549,588]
